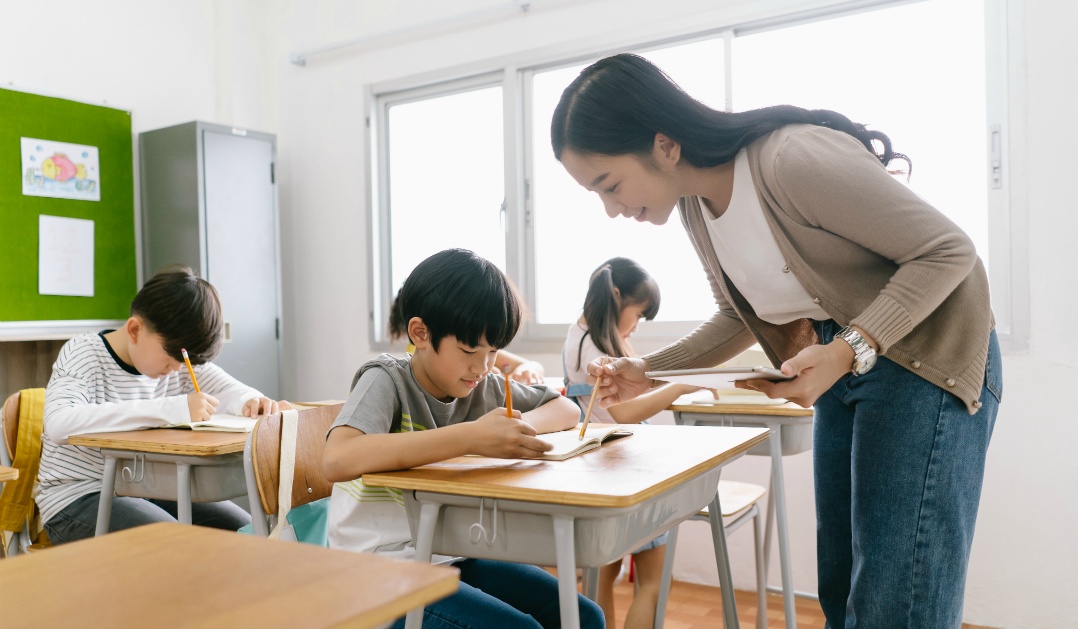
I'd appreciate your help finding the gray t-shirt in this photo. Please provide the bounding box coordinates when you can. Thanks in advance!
[326,352,562,556]
[331,353,561,436]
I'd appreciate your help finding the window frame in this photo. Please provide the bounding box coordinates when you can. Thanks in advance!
[366,0,1027,355]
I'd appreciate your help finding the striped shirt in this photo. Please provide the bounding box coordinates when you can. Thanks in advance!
[36,332,262,525]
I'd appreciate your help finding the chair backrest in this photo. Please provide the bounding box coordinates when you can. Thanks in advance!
[249,404,343,516]
[2,392,21,464]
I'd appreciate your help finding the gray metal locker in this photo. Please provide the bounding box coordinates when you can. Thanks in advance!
[139,122,282,399]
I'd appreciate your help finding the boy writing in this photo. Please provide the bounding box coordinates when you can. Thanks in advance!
[38,266,290,543]
[323,248,604,629]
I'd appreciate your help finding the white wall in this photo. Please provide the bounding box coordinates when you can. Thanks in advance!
[3,1,1075,627]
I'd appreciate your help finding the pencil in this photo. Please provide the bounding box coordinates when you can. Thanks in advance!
[505,373,513,417]
[181,348,201,393]
[579,358,608,440]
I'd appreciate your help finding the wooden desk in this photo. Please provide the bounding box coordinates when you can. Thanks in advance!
[669,399,814,629]
[0,522,458,628]
[68,429,248,535]
[364,424,769,629]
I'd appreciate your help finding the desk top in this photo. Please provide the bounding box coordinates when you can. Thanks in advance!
[669,399,814,417]
[68,429,248,456]
[0,465,17,482]
[0,522,459,629]
[363,424,768,509]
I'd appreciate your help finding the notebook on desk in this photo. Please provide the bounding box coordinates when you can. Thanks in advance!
[167,414,256,433]
[535,425,632,461]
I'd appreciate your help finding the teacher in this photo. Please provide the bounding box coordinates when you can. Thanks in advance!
[551,53,1001,629]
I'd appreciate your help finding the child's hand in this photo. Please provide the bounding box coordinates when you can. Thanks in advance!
[467,409,554,458]
[242,397,291,417]
[187,392,220,422]
[507,360,544,385]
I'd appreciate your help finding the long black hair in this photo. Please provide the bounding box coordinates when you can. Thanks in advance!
[552,53,909,172]
[388,248,523,351]
[577,257,660,369]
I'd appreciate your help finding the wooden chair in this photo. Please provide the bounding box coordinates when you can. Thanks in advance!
[242,404,343,536]
[655,480,769,629]
[0,390,50,556]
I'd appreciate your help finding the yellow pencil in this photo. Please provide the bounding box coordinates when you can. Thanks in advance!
[181,348,201,393]
[579,358,609,440]
[505,373,513,417]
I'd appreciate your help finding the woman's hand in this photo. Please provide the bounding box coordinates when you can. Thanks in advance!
[736,341,855,407]
[587,357,653,408]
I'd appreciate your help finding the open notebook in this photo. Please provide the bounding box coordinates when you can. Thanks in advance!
[534,425,632,461]
[167,414,256,433]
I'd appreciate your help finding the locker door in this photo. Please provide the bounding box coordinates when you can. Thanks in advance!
[201,130,280,398]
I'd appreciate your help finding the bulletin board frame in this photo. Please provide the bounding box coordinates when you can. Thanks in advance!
[0,87,136,338]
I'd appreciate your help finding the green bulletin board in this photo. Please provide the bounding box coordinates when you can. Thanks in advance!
[0,87,137,323]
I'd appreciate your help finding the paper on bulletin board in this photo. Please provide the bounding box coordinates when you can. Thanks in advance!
[39,215,95,297]
[21,137,101,201]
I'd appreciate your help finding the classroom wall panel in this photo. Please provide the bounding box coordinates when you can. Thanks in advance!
[0,87,137,325]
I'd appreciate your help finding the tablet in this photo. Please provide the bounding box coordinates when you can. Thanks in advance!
[646,366,793,389]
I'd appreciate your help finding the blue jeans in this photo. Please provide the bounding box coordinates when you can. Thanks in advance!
[812,320,1001,629]
[390,559,605,629]
[44,492,251,544]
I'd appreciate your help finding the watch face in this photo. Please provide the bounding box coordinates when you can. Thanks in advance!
[853,352,877,376]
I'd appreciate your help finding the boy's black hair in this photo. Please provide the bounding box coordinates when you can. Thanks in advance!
[130,266,223,365]
[388,249,523,351]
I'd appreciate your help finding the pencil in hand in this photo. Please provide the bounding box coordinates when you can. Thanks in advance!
[505,373,514,417]
[181,348,201,393]
[579,358,609,440]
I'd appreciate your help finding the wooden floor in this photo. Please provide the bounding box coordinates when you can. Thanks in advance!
[609,580,998,629]
[611,579,823,629]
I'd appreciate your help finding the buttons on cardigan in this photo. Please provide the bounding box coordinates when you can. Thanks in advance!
[972,400,983,409]
[811,297,821,304]
[911,361,922,369]
[781,265,791,273]
[946,378,956,387]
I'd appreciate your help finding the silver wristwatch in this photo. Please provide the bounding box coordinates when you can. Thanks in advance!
[836,326,877,376]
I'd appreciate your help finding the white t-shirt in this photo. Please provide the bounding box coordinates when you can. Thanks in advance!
[703,149,829,325]
[562,322,615,425]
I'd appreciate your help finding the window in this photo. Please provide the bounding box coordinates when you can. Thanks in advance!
[528,37,725,328]
[374,76,506,307]
[369,0,1018,351]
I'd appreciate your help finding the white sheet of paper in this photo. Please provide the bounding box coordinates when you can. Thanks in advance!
[39,214,94,297]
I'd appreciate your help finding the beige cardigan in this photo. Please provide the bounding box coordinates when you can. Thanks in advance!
[645,125,993,414]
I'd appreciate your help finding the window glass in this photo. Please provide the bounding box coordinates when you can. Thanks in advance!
[530,38,725,325]
[387,86,506,295]
[733,0,988,263]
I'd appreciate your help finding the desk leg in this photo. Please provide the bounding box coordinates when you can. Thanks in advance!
[655,524,679,629]
[552,513,580,629]
[582,567,599,601]
[176,463,192,525]
[95,456,118,536]
[768,424,797,629]
[708,482,740,629]
[405,500,442,629]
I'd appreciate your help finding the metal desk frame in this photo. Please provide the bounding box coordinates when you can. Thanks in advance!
[673,406,814,629]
